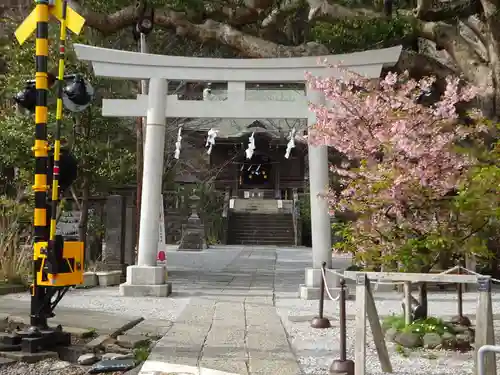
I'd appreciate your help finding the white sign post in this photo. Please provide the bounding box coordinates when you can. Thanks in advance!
[157,194,167,268]
[56,211,81,238]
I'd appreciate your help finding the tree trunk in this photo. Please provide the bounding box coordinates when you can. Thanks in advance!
[418,283,428,319]
[78,174,90,264]
[136,117,143,251]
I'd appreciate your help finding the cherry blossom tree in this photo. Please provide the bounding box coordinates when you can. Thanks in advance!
[306,68,490,272]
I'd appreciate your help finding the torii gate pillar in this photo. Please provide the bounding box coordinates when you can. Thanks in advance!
[73,44,402,298]
[121,78,172,297]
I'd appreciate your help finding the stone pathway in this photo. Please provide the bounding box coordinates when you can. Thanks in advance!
[150,247,302,375]
[0,301,172,337]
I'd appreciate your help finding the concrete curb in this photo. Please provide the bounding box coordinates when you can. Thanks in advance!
[0,284,27,296]
[139,360,239,375]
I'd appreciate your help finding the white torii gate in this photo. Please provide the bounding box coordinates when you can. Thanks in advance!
[74,44,402,298]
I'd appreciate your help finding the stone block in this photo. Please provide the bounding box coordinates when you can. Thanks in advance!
[57,345,90,363]
[0,284,26,296]
[249,358,301,375]
[119,283,172,297]
[103,195,125,270]
[85,335,113,350]
[102,352,134,360]
[103,343,131,355]
[304,268,342,288]
[83,272,98,287]
[0,350,58,363]
[0,357,15,367]
[0,333,21,345]
[178,228,207,251]
[78,353,99,365]
[116,334,149,349]
[123,199,137,266]
[96,271,122,286]
[299,284,347,300]
[62,326,96,338]
[126,266,165,285]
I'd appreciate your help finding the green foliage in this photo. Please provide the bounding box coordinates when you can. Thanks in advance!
[134,342,151,362]
[172,183,226,244]
[403,317,455,336]
[382,314,407,332]
[333,130,500,272]
[71,105,137,193]
[311,17,413,53]
[382,314,455,337]
[0,16,137,193]
[0,194,32,283]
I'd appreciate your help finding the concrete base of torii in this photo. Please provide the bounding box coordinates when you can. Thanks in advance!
[120,265,172,297]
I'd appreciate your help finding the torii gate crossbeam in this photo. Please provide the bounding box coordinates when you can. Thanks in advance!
[73,44,402,299]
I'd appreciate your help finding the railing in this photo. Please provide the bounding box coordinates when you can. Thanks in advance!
[477,345,500,375]
[292,188,300,246]
[221,188,231,244]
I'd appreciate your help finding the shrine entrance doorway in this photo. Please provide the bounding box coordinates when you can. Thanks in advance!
[239,153,273,189]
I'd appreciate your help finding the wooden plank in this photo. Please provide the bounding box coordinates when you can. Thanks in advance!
[366,283,393,373]
[474,277,496,375]
[355,274,368,375]
[344,271,485,284]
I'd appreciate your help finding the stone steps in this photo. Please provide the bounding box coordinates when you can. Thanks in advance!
[228,213,295,246]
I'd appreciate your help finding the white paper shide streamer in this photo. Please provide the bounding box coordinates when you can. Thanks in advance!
[206,128,218,155]
[245,132,256,159]
[285,128,296,159]
[174,127,182,159]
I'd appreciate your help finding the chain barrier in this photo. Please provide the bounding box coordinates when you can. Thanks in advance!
[322,265,500,294]
[320,267,340,301]
[458,266,500,284]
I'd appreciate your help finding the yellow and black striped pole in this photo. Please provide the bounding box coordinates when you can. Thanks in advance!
[31,0,50,327]
[49,0,67,248]
[46,0,68,288]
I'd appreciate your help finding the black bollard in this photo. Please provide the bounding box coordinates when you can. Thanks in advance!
[311,262,332,329]
[452,266,471,326]
[330,278,355,375]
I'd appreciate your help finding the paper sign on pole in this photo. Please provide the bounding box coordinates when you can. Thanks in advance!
[56,210,80,239]
[157,194,167,268]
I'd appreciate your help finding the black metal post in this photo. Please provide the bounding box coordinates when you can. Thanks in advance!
[330,278,355,375]
[311,262,331,329]
[452,266,471,326]
[457,283,463,317]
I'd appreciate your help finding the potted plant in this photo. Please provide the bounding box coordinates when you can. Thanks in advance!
[95,270,122,286]
[82,261,99,287]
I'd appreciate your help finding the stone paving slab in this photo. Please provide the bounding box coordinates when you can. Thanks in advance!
[249,358,301,375]
[199,358,249,375]
[147,247,303,375]
[0,299,172,336]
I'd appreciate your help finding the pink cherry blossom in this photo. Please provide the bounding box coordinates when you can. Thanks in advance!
[306,67,481,267]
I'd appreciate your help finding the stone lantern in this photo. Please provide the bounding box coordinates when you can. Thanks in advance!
[178,194,207,251]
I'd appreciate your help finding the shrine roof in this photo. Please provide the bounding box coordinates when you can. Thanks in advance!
[180,89,307,138]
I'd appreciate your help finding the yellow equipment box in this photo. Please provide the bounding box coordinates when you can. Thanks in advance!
[34,241,84,287]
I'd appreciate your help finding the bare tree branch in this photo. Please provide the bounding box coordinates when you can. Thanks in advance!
[395,49,457,79]
[415,0,482,22]
[80,5,328,57]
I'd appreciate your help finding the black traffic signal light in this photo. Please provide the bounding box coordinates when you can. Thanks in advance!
[47,148,78,192]
[14,74,93,113]
[62,75,93,111]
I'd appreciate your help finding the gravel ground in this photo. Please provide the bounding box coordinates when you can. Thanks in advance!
[276,290,500,375]
[0,360,88,375]
[2,246,499,375]
[0,286,191,322]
